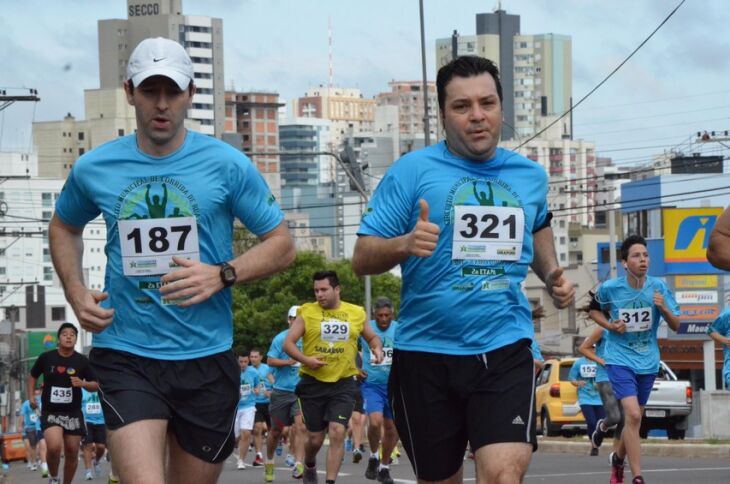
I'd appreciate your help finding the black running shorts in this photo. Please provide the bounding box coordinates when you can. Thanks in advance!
[254,402,271,426]
[90,348,239,464]
[295,374,356,433]
[389,339,537,481]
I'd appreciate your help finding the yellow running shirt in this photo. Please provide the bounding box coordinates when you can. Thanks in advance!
[298,301,366,383]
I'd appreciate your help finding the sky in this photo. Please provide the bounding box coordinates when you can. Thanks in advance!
[1,0,728,168]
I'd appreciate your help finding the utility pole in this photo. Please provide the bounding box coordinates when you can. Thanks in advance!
[419,0,431,146]
[0,88,40,113]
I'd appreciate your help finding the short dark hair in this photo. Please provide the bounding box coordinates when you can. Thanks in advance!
[620,235,647,261]
[57,322,78,338]
[313,270,340,288]
[373,297,393,312]
[249,347,263,356]
[436,56,503,114]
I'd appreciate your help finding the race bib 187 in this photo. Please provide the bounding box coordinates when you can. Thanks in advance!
[118,216,200,276]
[452,206,524,261]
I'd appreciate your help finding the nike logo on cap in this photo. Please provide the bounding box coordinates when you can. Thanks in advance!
[153,57,166,62]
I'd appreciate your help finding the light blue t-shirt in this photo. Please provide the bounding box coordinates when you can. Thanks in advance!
[239,366,260,410]
[267,330,302,392]
[20,398,41,431]
[569,357,602,406]
[596,276,679,375]
[360,320,398,385]
[253,363,272,404]
[708,308,730,386]
[81,389,105,425]
[594,329,610,383]
[358,143,549,355]
[55,132,284,360]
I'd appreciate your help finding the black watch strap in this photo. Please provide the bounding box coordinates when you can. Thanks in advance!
[219,262,237,288]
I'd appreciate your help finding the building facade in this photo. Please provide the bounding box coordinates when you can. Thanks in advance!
[98,0,224,136]
[375,81,437,140]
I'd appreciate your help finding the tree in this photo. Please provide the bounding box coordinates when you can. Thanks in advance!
[231,251,401,354]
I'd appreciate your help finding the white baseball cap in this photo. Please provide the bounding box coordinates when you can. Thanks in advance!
[126,37,194,90]
[288,306,300,319]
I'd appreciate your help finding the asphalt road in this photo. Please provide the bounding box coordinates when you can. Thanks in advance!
[5,447,730,483]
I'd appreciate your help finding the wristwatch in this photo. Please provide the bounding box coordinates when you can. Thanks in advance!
[219,262,237,288]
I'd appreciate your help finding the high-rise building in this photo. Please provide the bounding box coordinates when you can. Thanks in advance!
[98,0,224,136]
[279,117,332,187]
[292,87,376,149]
[223,91,284,199]
[375,81,437,140]
[436,9,572,141]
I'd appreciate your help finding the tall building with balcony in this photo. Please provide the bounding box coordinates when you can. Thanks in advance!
[279,118,332,187]
[223,91,284,199]
[375,81,437,140]
[98,0,224,136]
[436,9,572,140]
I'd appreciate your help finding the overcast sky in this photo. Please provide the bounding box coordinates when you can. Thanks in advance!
[2,0,728,167]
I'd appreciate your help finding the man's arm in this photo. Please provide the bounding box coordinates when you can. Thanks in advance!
[530,227,575,309]
[267,355,297,368]
[26,376,37,409]
[709,330,730,347]
[360,324,383,364]
[283,316,324,370]
[160,220,295,307]
[49,215,115,332]
[708,206,730,270]
[589,309,626,334]
[352,199,439,276]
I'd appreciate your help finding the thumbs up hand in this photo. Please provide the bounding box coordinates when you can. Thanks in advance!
[406,199,440,258]
[546,266,575,309]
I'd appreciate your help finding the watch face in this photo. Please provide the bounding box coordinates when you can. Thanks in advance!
[222,267,236,282]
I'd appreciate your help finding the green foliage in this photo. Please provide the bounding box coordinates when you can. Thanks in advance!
[231,251,401,355]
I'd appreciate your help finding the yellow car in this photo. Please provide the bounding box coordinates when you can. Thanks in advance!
[535,357,586,437]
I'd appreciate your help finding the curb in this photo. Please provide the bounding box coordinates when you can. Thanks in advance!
[537,439,730,458]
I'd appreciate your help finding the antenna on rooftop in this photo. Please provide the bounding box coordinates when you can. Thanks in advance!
[328,16,334,89]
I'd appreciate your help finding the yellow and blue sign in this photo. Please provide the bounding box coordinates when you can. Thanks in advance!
[663,207,724,274]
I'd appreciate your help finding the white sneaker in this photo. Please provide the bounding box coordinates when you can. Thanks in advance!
[94,459,103,476]
[85,469,93,480]
[237,458,246,470]
[31,464,38,471]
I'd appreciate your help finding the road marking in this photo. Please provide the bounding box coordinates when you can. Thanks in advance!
[525,466,730,479]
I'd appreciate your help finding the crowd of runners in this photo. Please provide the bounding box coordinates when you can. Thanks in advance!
[17,33,729,484]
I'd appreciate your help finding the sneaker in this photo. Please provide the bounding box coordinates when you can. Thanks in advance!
[85,469,94,480]
[377,467,394,484]
[264,462,275,482]
[285,453,296,467]
[27,462,34,470]
[253,453,264,467]
[365,456,379,479]
[49,479,60,484]
[237,457,246,470]
[352,448,363,464]
[344,438,353,452]
[31,464,38,471]
[42,467,50,478]
[632,477,645,484]
[302,464,318,484]
[292,462,305,479]
[276,444,283,456]
[94,459,103,476]
[108,474,120,484]
[390,448,399,465]
[592,419,606,448]
[609,452,625,484]
[590,447,599,456]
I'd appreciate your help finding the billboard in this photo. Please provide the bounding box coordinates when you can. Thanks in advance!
[663,207,724,273]
[675,275,718,288]
[678,305,720,321]
[675,291,719,304]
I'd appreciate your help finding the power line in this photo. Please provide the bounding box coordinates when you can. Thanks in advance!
[517,0,687,149]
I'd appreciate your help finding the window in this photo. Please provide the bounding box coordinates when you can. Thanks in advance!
[118,129,125,137]
[78,132,84,141]
[51,307,66,321]
[42,193,52,208]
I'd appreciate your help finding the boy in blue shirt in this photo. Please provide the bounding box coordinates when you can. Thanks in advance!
[568,356,604,456]
[589,235,680,484]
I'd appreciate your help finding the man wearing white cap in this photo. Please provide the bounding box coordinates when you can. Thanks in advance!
[49,37,295,484]
[263,306,307,481]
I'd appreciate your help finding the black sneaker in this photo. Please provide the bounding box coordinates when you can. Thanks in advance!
[591,419,606,448]
[365,456,379,480]
[377,467,394,484]
[590,447,599,456]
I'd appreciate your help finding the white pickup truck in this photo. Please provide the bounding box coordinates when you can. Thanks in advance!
[640,361,693,440]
